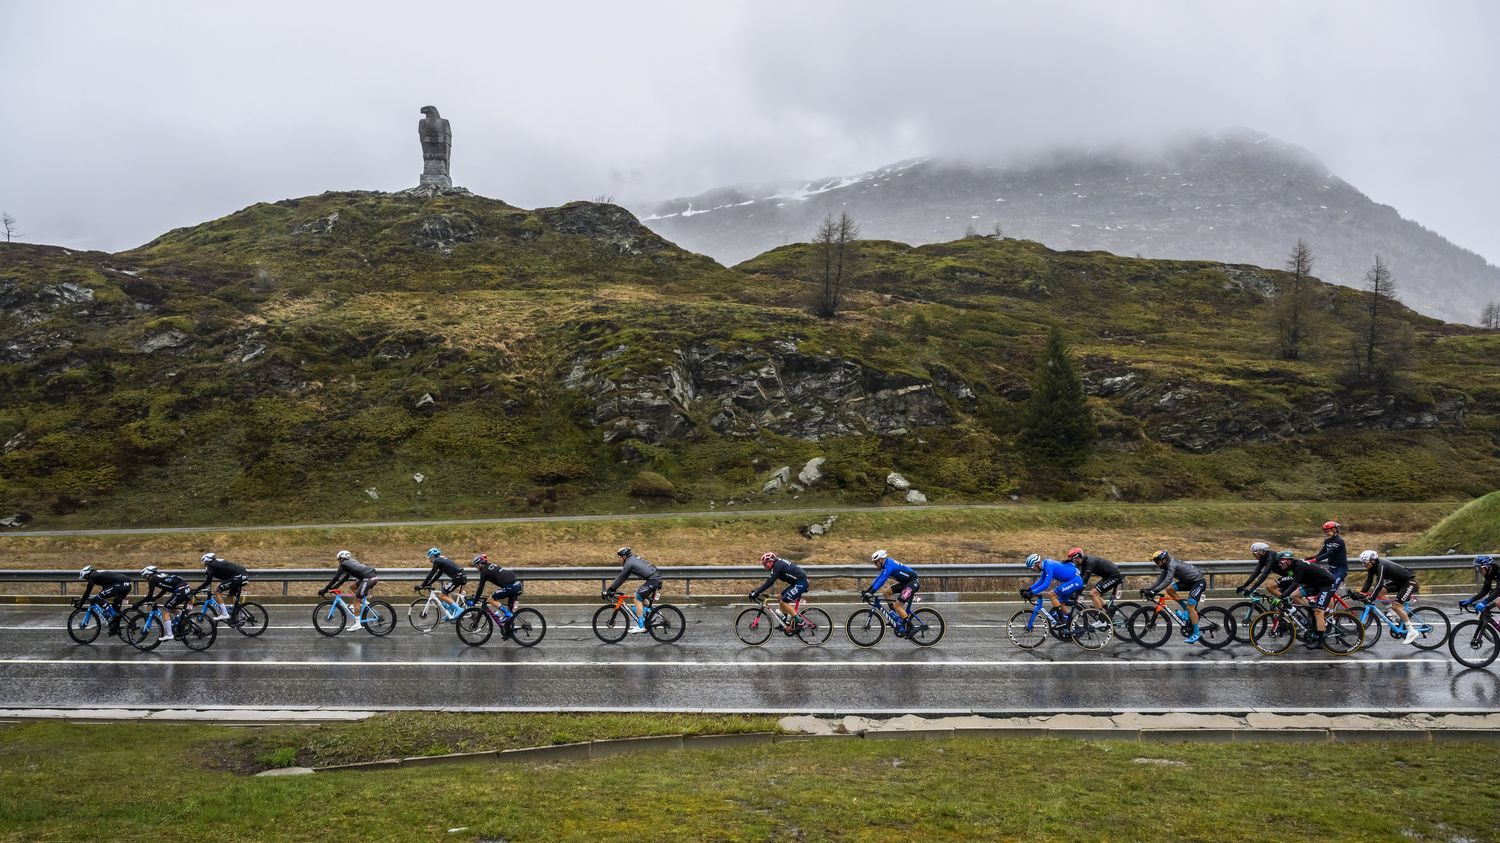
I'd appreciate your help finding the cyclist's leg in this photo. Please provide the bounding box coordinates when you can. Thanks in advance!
[634,579,661,627]
[780,580,807,625]
[899,579,920,619]
[1181,580,1204,626]
[1389,582,1415,626]
[889,584,911,620]
[1055,580,1083,621]
[1308,587,1330,633]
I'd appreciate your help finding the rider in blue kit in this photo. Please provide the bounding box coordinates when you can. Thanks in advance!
[1021,553,1085,633]
[865,550,921,634]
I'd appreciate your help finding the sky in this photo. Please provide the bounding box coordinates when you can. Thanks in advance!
[1,0,1498,263]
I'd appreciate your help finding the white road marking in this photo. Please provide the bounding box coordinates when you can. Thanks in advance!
[0,657,1451,668]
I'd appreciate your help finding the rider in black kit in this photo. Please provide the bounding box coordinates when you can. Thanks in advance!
[1067,547,1123,612]
[418,547,467,612]
[78,566,132,632]
[1276,551,1336,648]
[1310,521,1349,591]
[139,565,193,641]
[472,554,523,636]
[749,552,810,632]
[604,547,662,634]
[320,550,378,600]
[1237,542,1282,595]
[197,552,249,621]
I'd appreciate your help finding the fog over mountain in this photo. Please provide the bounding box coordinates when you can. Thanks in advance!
[636,130,1500,325]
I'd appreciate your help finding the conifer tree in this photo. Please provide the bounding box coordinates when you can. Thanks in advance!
[1018,325,1096,468]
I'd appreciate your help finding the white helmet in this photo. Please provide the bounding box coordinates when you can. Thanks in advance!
[336,550,352,561]
[871,549,889,564]
[1025,553,1042,569]
[78,565,95,580]
[1359,550,1378,564]
[1250,542,1270,555]
[141,565,159,578]
[201,552,217,564]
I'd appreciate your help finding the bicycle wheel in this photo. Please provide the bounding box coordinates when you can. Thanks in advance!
[1007,609,1047,650]
[1127,606,1172,649]
[907,607,944,647]
[1358,609,1383,650]
[1070,608,1112,651]
[1448,619,1500,669]
[1106,601,1139,640]
[126,613,163,651]
[1226,601,1255,644]
[409,598,442,634]
[232,602,269,637]
[179,615,216,651]
[592,605,631,643]
[735,607,773,645]
[1249,611,1295,656]
[312,600,346,636]
[66,608,102,644]
[1321,611,1364,656]
[1194,607,1233,650]
[647,604,686,643]
[1405,607,1450,650]
[508,608,546,647]
[362,600,396,637]
[796,607,833,646]
[846,609,885,648]
[456,607,494,647]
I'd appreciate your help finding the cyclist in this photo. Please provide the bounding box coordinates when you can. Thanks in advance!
[1459,555,1497,615]
[603,547,662,634]
[473,554,523,637]
[1274,550,1336,648]
[1236,541,1282,596]
[77,566,132,634]
[138,565,193,642]
[197,552,249,622]
[1066,547,1123,612]
[1354,550,1421,643]
[1310,520,1349,591]
[319,550,378,602]
[1020,553,1084,636]
[865,550,921,635]
[749,552,810,633]
[417,547,467,613]
[1140,550,1206,644]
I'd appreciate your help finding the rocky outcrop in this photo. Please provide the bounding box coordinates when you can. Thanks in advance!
[412,213,480,254]
[539,202,674,256]
[798,457,826,486]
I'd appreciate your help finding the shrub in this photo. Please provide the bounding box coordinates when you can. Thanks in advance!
[628,470,675,498]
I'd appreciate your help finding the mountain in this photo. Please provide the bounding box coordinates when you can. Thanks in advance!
[2,189,1498,528]
[635,130,1500,325]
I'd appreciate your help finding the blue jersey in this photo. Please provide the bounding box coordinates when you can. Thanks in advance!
[1027,559,1082,593]
[870,558,918,591]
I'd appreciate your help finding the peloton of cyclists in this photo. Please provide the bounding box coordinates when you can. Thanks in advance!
[865,550,921,635]
[750,552,810,633]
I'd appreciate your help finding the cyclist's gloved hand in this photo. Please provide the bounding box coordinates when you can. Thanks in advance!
[1019,587,1032,600]
[1459,599,1472,609]
[317,589,326,597]
[860,589,873,599]
[746,592,756,601]
[1477,601,1489,614]
[599,590,610,600]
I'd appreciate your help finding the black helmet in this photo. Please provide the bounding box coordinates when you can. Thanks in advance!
[616,546,632,559]
[1150,550,1169,565]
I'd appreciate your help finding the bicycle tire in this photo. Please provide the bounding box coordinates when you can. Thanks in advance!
[796,607,833,646]
[312,600,347,636]
[1195,607,1233,650]
[409,598,442,634]
[846,608,885,648]
[232,602,269,637]
[734,607,773,646]
[362,600,396,637]
[456,607,494,647]
[1405,606,1450,651]
[1249,610,1295,656]
[509,608,546,647]
[907,607,944,647]
[1321,611,1364,655]
[1007,609,1047,650]
[1107,601,1140,642]
[1127,606,1172,649]
[179,615,217,651]
[1226,601,1255,644]
[1448,619,1500,669]
[647,604,686,643]
[1358,608,1384,650]
[1070,608,1112,651]
[126,613,163,651]
[592,605,631,643]
[66,607,102,645]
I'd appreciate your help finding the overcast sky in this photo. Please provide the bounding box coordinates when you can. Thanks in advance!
[2,0,1498,263]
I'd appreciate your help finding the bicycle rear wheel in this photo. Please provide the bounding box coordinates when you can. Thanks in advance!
[312,600,346,636]
[509,608,547,648]
[735,608,773,645]
[456,607,494,646]
[361,601,396,637]
[796,607,833,646]
[846,609,885,648]
[1107,601,1140,641]
[1226,601,1254,644]
[1448,619,1500,669]
[1196,607,1233,650]
[232,602,268,637]
[1070,608,1112,651]
[1406,607,1450,650]
[1321,611,1364,655]
[1249,611,1294,656]
[126,613,163,651]
[907,607,944,647]
[647,604,686,643]
[409,598,442,634]
[178,616,217,651]
[1127,606,1172,649]
[1006,609,1046,650]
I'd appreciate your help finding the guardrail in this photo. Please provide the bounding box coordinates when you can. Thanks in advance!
[0,556,1488,597]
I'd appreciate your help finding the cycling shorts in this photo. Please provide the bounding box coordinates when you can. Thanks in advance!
[781,579,809,603]
[1388,579,1418,603]
[164,585,193,610]
[896,578,921,605]
[1178,579,1206,603]
[1329,569,1348,592]
[97,583,131,601]
[441,574,468,594]
[1307,588,1332,610]
[354,576,378,599]
[490,582,523,601]
[217,575,247,596]
[1091,575,1123,595]
[635,577,663,599]
[1055,579,1085,604]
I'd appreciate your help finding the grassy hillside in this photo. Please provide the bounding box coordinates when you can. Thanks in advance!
[2,197,1498,528]
[1399,491,1500,555]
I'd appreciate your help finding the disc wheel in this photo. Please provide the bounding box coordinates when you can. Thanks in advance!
[361,601,396,637]
[796,607,834,646]
[66,607,102,645]
[409,598,442,634]
[1321,611,1364,655]
[735,607,773,646]
[232,602,269,637]
[178,615,217,651]
[507,608,546,647]
[312,600,347,636]
[1127,606,1172,649]
[126,612,163,651]
[647,604,686,643]
[1070,608,1113,651]
[456,607,494,647]
[592,605,631,643]
[1195,607,1234,650]
[907,607,945,647]
[846,609,885,648]
[1007,609,1047,650]
[1448,619,1500,669]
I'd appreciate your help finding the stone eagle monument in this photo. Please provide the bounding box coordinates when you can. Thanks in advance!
[417,106,452,189]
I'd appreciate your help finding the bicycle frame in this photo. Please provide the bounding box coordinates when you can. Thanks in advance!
[325,591,377,626]
[607,592,652,625]
[420,587,471,621]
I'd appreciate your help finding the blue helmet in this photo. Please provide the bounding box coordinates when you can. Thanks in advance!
[1476,555,1494,569]
[1024,553,1042,569]
[426,547,442,559]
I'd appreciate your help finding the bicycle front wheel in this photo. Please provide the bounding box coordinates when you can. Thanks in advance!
[846,609,885,648]
[796,607,834,646]
[409,598,441,634]
[1127,606,1172,649]
[1406,607,1450,651]
[233,602,269,637]
[1196,607,1234,650]
[1249,611,1295,656]
[907,607,945,647]
[66,608,102,645]
[1070,608,1113,651]
[312,600,346,636]
[1448,619,1500,669]
[647,604,686,643]
[179,616,217,651]
[456,607,494,647]
[735,608,773,646]
[509,608,546,647]
[1108,601,1140,641]
[1007,609,1046,650]
[592,605,631,643]
[1321,611,1364,655]
[1226,601,1254,644]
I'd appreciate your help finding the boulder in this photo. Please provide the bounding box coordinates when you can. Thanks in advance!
[886,472,911,491]
[138,329,189,354]
[762,466,791,492]
[799,515,838,539]
[905,489,928,504]
[797,457,826,486]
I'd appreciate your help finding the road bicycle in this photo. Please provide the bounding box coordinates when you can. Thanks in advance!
[734,595,832,646]
[66,596,130,645]
[1006,594,1112,651]
[1345,590,1449,651]
[1226,589,1283,645]
[312,589,396,637]
[845,592,944,647]
[1247,597,1363,656]
[1089,587,1140,641]
[456,600,546,648]
[1448,604,1500,669]
[593,591,686,643]
[1126,592,1233,650]
[123,600,216,652]
[194,591,268,637]
[408,585,471,633]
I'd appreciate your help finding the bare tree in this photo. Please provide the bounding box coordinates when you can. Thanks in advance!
[1274,238,1316,360]
[810,212,859,318]
[1482,301,1500,330]
[1,212,18,243]
[991,222,1005,239]
[964,223,979,238]
[1361,255,1397,376]
[1346,254,1408,387]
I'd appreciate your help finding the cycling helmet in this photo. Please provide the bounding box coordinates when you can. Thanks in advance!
[871,549,889,565]
[1476,555,1494,569]
[1250,541,1270,555]
[78,565,94,580]
[336,550,352,561]
[1024,553,1042,569]
[200,552,217,565]
[1322,520,1341,532]
[472,554,489,565]
[1275,550,1296,568]
[616,547,633,559]
[760,552,778,567]
[1359,550,1378,565]
[1066,547,1084,561]
[1150,550,1170,565]
[141,565,158,578]
[426,547,442,559]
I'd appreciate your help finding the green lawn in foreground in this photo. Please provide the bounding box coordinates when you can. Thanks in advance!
[1,720,1494,841]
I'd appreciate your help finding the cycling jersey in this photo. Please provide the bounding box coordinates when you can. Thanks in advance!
[1026,559,1081,594]
[1074,554,1120,581]
[1284,558,1336,594]
[323,557,377,593]
[751,557,808,599]
[1237,549,1282,593]
[81,570,132,603]
[1144,555,1204,595]
[607,555,661,595]
[1359,558,1414,594]
[142,571,190,603]
[475,561,518,592]
[870,558,919,592]
[199,558,247,590]
[1467,567,1500,606]
[1313,534,1348,581]
[419,555,465,590]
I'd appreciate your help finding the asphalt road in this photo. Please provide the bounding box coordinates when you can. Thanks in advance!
[1,603,1494,714]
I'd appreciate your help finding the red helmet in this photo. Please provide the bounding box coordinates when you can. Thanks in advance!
[1066,547,1084,560]
[760,552,777,568]
[1322,521,1340,532]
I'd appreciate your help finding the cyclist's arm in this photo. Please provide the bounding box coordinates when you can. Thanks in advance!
[1239,559,1272,592]
[1143,565,1171,595]
[749,568,779,599]
[605,568,630,594]
[1026,569,1055,594]
[1358,565,1380,594]
[417,565,442,590]
[323,569,349,593]
[869,561,894,592]
[79,580,97,602]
